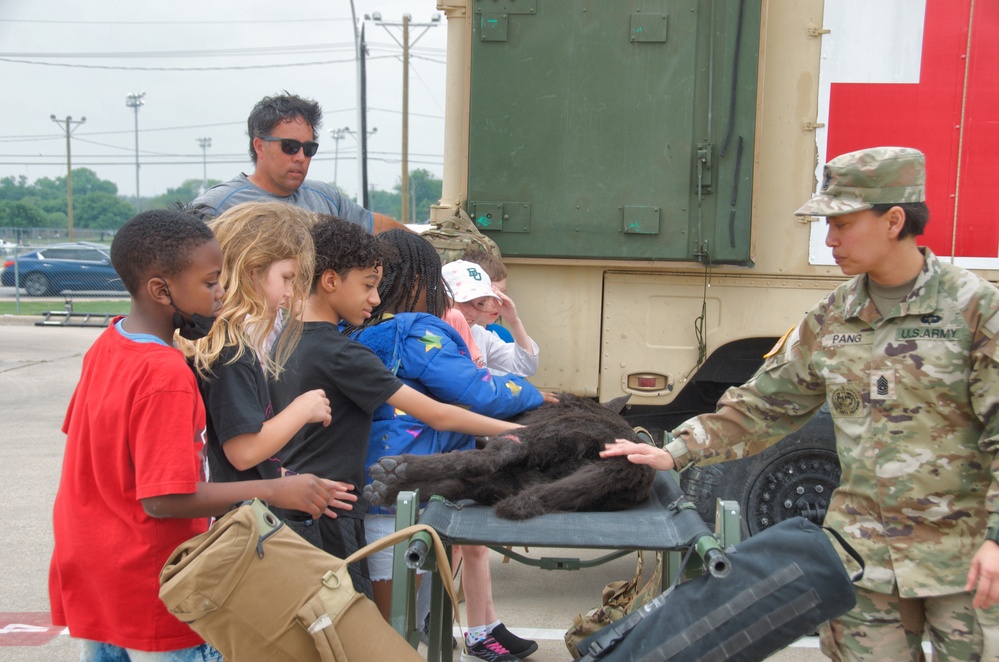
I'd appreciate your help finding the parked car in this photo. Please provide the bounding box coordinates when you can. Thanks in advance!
[0,242,126,296]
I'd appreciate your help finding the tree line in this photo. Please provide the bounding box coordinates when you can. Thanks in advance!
[0,168,444,232]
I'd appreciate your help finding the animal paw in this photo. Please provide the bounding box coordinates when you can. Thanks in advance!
[363,480,389,507]
[495,494,546,520]
[368,456,408,484]
[364,457,410,506]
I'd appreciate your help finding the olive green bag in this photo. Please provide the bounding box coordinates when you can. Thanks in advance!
[564,551,663,659]
[421,205,502,265]
[159,499,460,662]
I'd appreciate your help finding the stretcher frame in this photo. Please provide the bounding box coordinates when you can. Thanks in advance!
[388,471,742,662]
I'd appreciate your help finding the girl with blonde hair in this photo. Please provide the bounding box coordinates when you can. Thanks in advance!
[182,201,355,539]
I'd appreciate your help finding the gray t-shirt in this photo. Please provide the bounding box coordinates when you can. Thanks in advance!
[193,173,373,232]
[866,275,918,318]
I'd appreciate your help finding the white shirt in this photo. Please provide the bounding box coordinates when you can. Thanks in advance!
[471,324,539,377]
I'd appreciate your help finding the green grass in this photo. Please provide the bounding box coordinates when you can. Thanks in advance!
[0,299,130,316]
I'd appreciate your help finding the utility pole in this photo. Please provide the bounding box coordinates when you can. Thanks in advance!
[350,0,365,205]
[50,114,86,241]
[330,127,350,185]
[402,14,410,224]
[369,12,440,222]
[359,23,370,208]
[125,92,146,213]
[196,137,211,190]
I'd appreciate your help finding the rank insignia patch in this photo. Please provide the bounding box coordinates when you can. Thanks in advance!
[869,370,896,401]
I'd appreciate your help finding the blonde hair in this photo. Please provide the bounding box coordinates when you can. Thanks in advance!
[460,248,507,282]
[182,201,315,381]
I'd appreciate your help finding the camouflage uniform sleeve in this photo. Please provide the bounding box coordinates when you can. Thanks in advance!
[973,310,999,529]
[669,312,828,470]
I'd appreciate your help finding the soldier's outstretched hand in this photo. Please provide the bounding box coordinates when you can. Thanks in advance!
[600,439,676,471]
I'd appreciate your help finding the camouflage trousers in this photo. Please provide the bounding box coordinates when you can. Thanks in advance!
[818,585,999,661]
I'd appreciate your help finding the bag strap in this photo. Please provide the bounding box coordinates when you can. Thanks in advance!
[432,206,477,233]
[298,592,349,662]
[629,552,663,613]
[821,525,865,583]
[632,550,645,585]
[343,523,464,632]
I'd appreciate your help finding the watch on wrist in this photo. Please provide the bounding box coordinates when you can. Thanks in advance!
[986,525,999,545]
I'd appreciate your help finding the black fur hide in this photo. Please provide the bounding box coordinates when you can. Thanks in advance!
[364,393,656,519]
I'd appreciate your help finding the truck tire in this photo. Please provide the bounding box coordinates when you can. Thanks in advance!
[680,405,840,538]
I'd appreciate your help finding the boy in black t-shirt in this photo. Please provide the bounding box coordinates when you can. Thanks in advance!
[271,216,520,599]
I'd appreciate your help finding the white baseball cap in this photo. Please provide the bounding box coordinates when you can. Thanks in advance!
[441,260,501,303]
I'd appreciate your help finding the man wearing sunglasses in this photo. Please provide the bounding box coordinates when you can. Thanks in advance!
[194,93,406,235]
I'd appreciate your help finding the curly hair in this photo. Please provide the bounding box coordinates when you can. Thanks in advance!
[181,202,316,381]
[310,215,385,288]
[247,92,323,164]
[111,209,215,296]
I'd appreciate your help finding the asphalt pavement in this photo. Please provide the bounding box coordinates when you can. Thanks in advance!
[0,318,824,661]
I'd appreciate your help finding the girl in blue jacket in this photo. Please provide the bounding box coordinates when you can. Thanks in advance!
[348,230,542,661]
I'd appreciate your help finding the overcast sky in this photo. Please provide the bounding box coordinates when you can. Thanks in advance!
[0,0,447,204]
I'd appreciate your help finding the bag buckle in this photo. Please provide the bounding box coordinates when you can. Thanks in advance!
[322,569,343,589]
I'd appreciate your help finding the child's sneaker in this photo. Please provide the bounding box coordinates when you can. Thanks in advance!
[489,623,538,659]
[460,633,520,662]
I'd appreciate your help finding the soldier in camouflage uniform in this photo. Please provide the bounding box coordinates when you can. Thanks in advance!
[602,147,999,660]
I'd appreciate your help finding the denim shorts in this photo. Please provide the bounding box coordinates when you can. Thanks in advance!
[80,640,222,662]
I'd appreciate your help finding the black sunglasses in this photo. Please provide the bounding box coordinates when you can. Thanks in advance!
[259,136,319,157]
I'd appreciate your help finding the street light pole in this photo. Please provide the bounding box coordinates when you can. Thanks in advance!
[125,92,146,213]
[196,137,212,190]
[50,114,86,241]
[330,127,350,185]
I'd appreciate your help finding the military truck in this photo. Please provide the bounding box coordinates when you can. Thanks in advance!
[427,0,998,533]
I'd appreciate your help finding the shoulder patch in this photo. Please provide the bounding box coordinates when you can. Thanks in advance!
[984,312,999,339]
[764,326,797,359]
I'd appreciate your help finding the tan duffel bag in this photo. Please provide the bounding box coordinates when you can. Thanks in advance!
[159,499,458,662]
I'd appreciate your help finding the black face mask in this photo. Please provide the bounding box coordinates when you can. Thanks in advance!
[165,288,217,340]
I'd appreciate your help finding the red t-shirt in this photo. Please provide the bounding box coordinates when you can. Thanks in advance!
[49,320,208,651]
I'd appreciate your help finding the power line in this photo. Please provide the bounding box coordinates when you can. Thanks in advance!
[0,43,361,59]
[0,155,444,168]
[0,108,441,145]
[0,149,445,161]
[0,121,245,142]
[0,41,441,59]
[0,18,355,26]
[0,55,373,72]
[0,51,443,72]
[0,151,445,163]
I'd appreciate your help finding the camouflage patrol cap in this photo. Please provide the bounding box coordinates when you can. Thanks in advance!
[795,146,925,217]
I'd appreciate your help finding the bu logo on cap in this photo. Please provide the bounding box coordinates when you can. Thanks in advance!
[466,267,483,281]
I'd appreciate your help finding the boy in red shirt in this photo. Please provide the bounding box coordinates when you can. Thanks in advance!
[49,209,343,661]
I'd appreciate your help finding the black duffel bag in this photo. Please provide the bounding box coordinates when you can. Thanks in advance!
[575,517,864,662]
